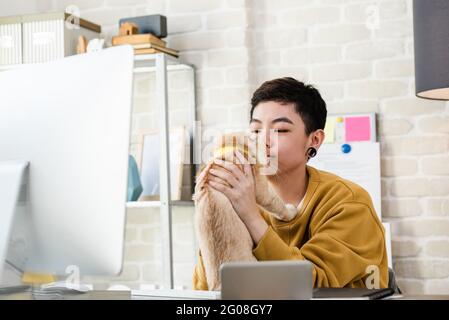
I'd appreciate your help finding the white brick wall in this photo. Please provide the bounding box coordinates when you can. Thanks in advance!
[81,205,196,290]
[25,0,449,294]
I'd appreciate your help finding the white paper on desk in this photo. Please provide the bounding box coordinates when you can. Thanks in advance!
[308,142,382,219]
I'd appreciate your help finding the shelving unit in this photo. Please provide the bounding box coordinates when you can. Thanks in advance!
[1,52,198,290]
[131,53,197,290]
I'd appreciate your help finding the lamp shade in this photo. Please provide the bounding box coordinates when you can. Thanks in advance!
[413,0,449,100]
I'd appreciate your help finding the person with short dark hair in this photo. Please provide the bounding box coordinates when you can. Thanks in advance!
[193,77,388,289]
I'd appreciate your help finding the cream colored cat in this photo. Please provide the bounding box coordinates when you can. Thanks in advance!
[193,132,298,291]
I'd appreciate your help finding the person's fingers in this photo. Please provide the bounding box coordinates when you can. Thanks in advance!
[214,159,244,181]
[235,151,252,178]
[208,174,232,188]
[209,167,238,188]
[244,162,253,179]
[209,180,235,200]
[234,150,247,165]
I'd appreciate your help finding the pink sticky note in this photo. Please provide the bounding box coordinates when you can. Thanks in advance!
[344,116,371,142]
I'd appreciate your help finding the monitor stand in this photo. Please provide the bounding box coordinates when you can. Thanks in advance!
[0,161,29,288]
[0,162,88,296]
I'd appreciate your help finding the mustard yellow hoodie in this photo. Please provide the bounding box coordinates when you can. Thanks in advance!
[193,165,388,289]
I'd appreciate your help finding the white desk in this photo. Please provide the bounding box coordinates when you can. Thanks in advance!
[131,289,220,300]
[1,287,447,300]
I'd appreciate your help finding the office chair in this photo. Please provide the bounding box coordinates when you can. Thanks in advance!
[388,267,402,294]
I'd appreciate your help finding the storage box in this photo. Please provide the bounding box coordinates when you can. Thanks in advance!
[0,12,101,66]
[119,15,167,38]
[0,16,22,66]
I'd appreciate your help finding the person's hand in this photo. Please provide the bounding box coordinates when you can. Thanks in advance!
[207,151,268,245]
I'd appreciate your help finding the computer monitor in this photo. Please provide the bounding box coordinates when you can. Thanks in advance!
[0,46,134,282]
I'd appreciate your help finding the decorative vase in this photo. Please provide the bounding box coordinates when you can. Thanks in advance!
[127,155,143,202]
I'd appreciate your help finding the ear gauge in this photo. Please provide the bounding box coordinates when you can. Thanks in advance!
[306,147,317,160]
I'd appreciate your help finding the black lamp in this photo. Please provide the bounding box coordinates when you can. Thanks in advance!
[413,0,449,100]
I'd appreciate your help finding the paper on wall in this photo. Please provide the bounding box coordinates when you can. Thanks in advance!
[308,142,382,219]
[323,116,336,143]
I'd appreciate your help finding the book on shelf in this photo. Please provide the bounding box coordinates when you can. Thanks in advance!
[133,44,179,58]
[111,33,166,47]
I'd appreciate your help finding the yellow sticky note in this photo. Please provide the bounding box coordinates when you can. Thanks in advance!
[324,117,336,143]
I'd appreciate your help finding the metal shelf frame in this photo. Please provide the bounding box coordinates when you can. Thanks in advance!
[132,53,197,289]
